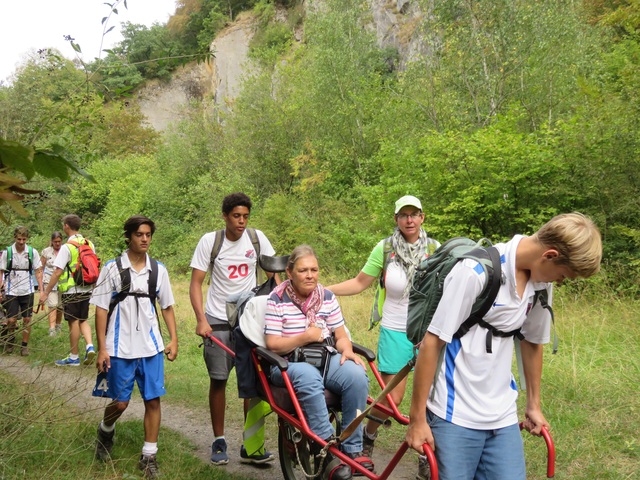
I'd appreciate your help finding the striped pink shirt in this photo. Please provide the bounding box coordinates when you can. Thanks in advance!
[264,288,344,339]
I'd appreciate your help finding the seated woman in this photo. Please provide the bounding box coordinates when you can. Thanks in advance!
[265,245,373,480]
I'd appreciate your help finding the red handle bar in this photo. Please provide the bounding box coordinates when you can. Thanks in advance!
[519,423,555,478]
[422,443,439,480]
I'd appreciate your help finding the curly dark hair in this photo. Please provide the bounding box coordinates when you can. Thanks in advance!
[221,192,252,215]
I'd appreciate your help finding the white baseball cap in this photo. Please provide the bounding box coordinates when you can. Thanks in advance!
[395,195,423,214]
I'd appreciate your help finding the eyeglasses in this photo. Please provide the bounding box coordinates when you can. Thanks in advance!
[396,212,423,221]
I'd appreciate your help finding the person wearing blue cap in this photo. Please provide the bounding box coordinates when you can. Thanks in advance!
[327,195,440,480]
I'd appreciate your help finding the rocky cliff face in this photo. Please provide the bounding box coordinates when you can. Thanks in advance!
[136,2,421,131]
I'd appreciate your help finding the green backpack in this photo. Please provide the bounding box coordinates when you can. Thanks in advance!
[406,237,504,346]
[5,246,34,275]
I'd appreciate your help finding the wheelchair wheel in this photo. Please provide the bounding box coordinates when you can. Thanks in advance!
[278,419,313,480]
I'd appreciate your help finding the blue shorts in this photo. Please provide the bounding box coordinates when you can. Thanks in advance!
[92,353,166,402]
[378,326,415,374]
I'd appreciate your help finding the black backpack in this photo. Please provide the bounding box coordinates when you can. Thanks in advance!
[106,256,159,332]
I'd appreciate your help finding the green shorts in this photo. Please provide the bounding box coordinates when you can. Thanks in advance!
[378,326,415,375]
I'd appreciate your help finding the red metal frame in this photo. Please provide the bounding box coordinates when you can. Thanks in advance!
[206,333,555,479]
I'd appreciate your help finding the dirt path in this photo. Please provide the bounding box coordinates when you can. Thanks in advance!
[0,355,419,479]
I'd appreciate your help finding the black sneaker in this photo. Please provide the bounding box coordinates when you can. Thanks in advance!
[344,451,374,476]
[210,438,229,465]
[362,431,376,458]
[95,426,115,461]
[320,453,352,480]
[139,454,160,479]
[240,445,275,464]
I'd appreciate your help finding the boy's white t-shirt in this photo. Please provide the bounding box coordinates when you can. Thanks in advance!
[427,235,553,429]
[190,229,275,320]
[90,252,175,359]
[0,244,41,296]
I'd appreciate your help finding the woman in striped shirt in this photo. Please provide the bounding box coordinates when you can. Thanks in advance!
[265,245,372,480]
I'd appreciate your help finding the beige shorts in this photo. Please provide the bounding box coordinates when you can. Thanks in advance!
[46,290,62,309]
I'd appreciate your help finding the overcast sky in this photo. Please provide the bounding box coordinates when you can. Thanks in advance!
[0,0,178,83]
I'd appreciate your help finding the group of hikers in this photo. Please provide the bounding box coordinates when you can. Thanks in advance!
[0,193,603,480]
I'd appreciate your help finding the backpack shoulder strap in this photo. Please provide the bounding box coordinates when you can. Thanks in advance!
[107,257,131,321]
[148,258,159,306]
[246,227,262,285]
[27,246,33,273]
[380,236,394,288]
[453,246,504,344]
[207,229,225,280]
[246,227,260,257]
[532,289,557,353]
[5,247,12,272]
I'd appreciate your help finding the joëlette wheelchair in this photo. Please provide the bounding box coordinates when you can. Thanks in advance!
[208,254,556,480]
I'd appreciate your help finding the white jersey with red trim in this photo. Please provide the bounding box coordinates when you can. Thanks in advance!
[190,229,275,320]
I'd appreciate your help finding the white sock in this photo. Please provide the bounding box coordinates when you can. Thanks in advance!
[100,421,115,433]
[69,353,79,360]
[86,344,94,350]
[142,442,158,456]
[214,436,225,442]
[364,429,377,440]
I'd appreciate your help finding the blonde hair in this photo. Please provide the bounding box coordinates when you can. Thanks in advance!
[287,245,318,272]
[533,212,602,278]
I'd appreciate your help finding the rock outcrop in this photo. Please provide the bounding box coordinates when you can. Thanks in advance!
[136,2,421,131]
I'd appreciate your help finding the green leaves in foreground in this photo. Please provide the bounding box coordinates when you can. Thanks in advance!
[0,138,93,222]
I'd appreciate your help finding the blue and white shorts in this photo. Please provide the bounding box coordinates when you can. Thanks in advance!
[92,353,166,402]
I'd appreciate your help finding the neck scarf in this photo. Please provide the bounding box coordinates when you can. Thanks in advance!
[273,279,326,328]
[391,227,429,298]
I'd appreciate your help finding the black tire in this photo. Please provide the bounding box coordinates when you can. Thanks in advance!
[278,420,314,480]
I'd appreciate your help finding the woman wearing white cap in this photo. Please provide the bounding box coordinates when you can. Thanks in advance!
[327,195,440,480]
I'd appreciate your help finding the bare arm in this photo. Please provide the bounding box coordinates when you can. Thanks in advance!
[161,305,179,361]
[405,332,446,453]
[326,271,377,296]
[35,267,43,292]
[40,267,64,302]
[189,268,211,338]
[520,339,549,436]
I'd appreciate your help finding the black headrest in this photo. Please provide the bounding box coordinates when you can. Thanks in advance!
[259,254,290,273]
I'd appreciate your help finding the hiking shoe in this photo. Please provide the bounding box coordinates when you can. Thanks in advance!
[240,445,275,464]
[344,451,374,476]
[320,454,352,480]
[210,438,229,465]
[49,327,57,337]
[55,355,80,367]
[4,335,15,354]
[416,454,431,480]
[139,454,160,479]
[20,346,29,356]
[362,431,376,458]
[55,324,62,334]
[95,426,115,461]
[83,346,96,366]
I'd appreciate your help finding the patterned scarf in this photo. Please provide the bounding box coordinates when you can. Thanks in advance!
[391,227,429,298]
[273,279,326,328]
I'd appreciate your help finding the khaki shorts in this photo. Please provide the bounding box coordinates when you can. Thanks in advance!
[45,289,61,309]
[203,314,235,381]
